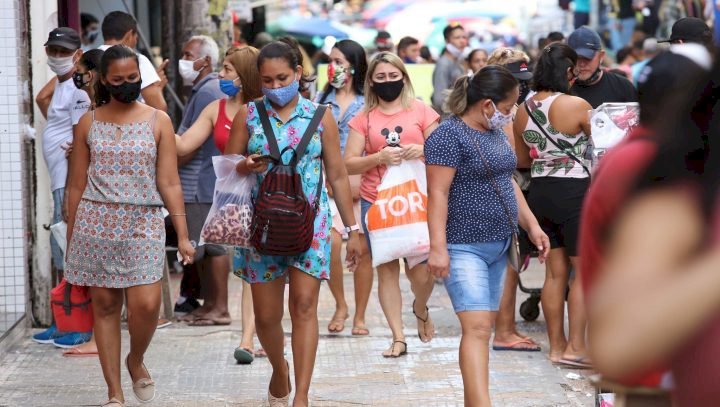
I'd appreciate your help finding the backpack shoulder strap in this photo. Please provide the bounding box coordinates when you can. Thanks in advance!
[254,98,281,159]
[294,104,328,161]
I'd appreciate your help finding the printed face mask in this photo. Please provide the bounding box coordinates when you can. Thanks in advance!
[106,80,142,103]
[263,79,299,107]
[178,59,202,86]
[328,63,351,89]
[47,52,77,76]
[372,79,404,102]
[219,78,241,97]
[485,101,513,130]
[73,71,90,89]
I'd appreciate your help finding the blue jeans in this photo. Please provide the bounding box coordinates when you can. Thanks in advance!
[444,239,510,313]
[51,188,65,270]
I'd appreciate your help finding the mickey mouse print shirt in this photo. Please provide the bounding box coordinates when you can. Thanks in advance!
[348,99,439,203]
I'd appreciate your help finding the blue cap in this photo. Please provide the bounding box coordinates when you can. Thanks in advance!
[567,26,602,59]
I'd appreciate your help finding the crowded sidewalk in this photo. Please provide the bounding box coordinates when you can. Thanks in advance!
[0,261,593,406]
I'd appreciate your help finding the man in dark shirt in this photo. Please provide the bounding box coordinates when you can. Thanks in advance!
[569,26,638,108]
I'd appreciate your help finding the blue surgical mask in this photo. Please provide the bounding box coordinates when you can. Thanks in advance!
[219,78,241,97]
[263,80,299,107]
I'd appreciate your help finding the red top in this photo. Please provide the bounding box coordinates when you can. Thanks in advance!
[213,98,233,154]
[578,126,665,387]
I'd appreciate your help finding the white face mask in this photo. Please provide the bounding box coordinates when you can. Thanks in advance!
[446,43,465,58]
[178,59,202,86]
[47,52,77,76]
[485,101,514,130]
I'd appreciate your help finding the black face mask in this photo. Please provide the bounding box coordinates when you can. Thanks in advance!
[373,79,404,102]
[106,80,142,103]
[73,72,89,90]
[575,68,601,87]
[517,80,531,105]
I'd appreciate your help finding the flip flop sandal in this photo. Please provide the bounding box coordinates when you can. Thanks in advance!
[557,356,593,369]
[255,348,268,358]
[351,326,370,336]
[492,338,542,352]
[187,317,232,326]
[412,300,434,343]
[234,347,255,365]
[382,340,408,358]
[327,315,348,334]
[63,347,99,357]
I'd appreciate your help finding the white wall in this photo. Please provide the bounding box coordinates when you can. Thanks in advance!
[0,0,32,317]
[29,0,59,324]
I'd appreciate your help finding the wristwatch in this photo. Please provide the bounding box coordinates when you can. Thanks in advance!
[344,224,361,234]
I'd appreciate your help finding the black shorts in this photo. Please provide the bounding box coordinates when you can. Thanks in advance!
[527,177,590,257]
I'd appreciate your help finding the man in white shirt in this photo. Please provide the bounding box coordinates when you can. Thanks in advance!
[31,27,92,345]
[97,11,167,111]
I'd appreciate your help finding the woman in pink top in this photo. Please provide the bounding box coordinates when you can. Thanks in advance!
[345,52,440,357]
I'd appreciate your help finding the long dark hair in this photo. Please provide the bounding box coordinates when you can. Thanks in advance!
[318,39,368,104]
[258,40,313,91]
[80,49,104,72]
[533,43,577,94]
[632,55,719,218]
[445,65,518,115]
[94,45,139,107]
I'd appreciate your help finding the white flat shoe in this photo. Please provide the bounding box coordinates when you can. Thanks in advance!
[125,354,156,403]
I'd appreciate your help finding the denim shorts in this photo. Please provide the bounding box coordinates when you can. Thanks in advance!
[51,188,65,270]
[360,198,373,255]
[444,238,510,313]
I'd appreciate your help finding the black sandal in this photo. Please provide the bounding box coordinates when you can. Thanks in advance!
[412,300,433,342]
[382,340,407,358]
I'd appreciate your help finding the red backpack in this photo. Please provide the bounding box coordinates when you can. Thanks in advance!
[250,100,327,256]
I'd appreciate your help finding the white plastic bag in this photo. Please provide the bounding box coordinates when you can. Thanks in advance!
[50,221,68,255]
[199,154,256,248]
[590,103,640,159]
[366,160,430,267]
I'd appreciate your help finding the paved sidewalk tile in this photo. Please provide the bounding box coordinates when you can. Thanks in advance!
[0,260,595,406]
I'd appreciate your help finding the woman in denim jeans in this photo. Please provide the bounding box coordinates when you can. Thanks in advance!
[425,66,549,407]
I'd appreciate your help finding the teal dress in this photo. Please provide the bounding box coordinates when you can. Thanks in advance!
[234,96,331,283]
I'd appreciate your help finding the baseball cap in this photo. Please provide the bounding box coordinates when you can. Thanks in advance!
[44,27,81,50]
[506,60,533,80]
[375,31,393,49]
[567,26,603,59]
[658,17,712,44]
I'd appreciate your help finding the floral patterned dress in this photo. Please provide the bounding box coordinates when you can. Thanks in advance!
[65,110,166,288]
[233,96,331,283]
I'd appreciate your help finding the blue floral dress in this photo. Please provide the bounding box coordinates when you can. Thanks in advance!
[233,96,331,283]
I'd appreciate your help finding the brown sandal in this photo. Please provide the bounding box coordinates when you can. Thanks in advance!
[412,300,435,343]
[382,340,408,358]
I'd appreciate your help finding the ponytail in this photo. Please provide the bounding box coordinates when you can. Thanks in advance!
[444,66,518,116]
[444,75,472,115]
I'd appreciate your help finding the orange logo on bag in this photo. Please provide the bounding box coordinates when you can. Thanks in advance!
[367,180,427,231]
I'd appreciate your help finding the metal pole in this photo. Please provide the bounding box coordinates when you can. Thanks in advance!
[120,0,185,110]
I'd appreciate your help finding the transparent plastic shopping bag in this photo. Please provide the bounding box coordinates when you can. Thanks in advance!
[199,154,256,248]
[366,159,430,267]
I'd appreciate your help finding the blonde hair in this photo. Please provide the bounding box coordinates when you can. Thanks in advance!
[364,52,415,112]
[224,46,262,103]
[487,47,530,66]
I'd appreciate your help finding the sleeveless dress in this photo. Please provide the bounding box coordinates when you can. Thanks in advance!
[65,110,166,288]
[233,96,331,283]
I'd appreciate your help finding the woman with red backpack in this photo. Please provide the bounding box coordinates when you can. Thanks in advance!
[225,40,363,407]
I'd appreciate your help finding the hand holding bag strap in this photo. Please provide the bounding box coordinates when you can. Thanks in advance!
[254,98,282,159]
[524,102,591,177]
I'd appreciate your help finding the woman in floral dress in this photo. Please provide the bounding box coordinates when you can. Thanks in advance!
[65,45,195,407]
[225,40,363,407]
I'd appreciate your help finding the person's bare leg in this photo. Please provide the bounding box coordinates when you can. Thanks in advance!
[239,281,256,351]
[198,254,230,321]
[406,263,435,342]
[542,249,571,362]
[563,257,589,361]
[352,237,373,335]
[90,287,125,402]
[327,230,348,333]
[288,267,322,407]
[377,260,405,356]
[125,282,161,383]
[458,311,496,407]
[493,267,539,350]
[251,277,289,400]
